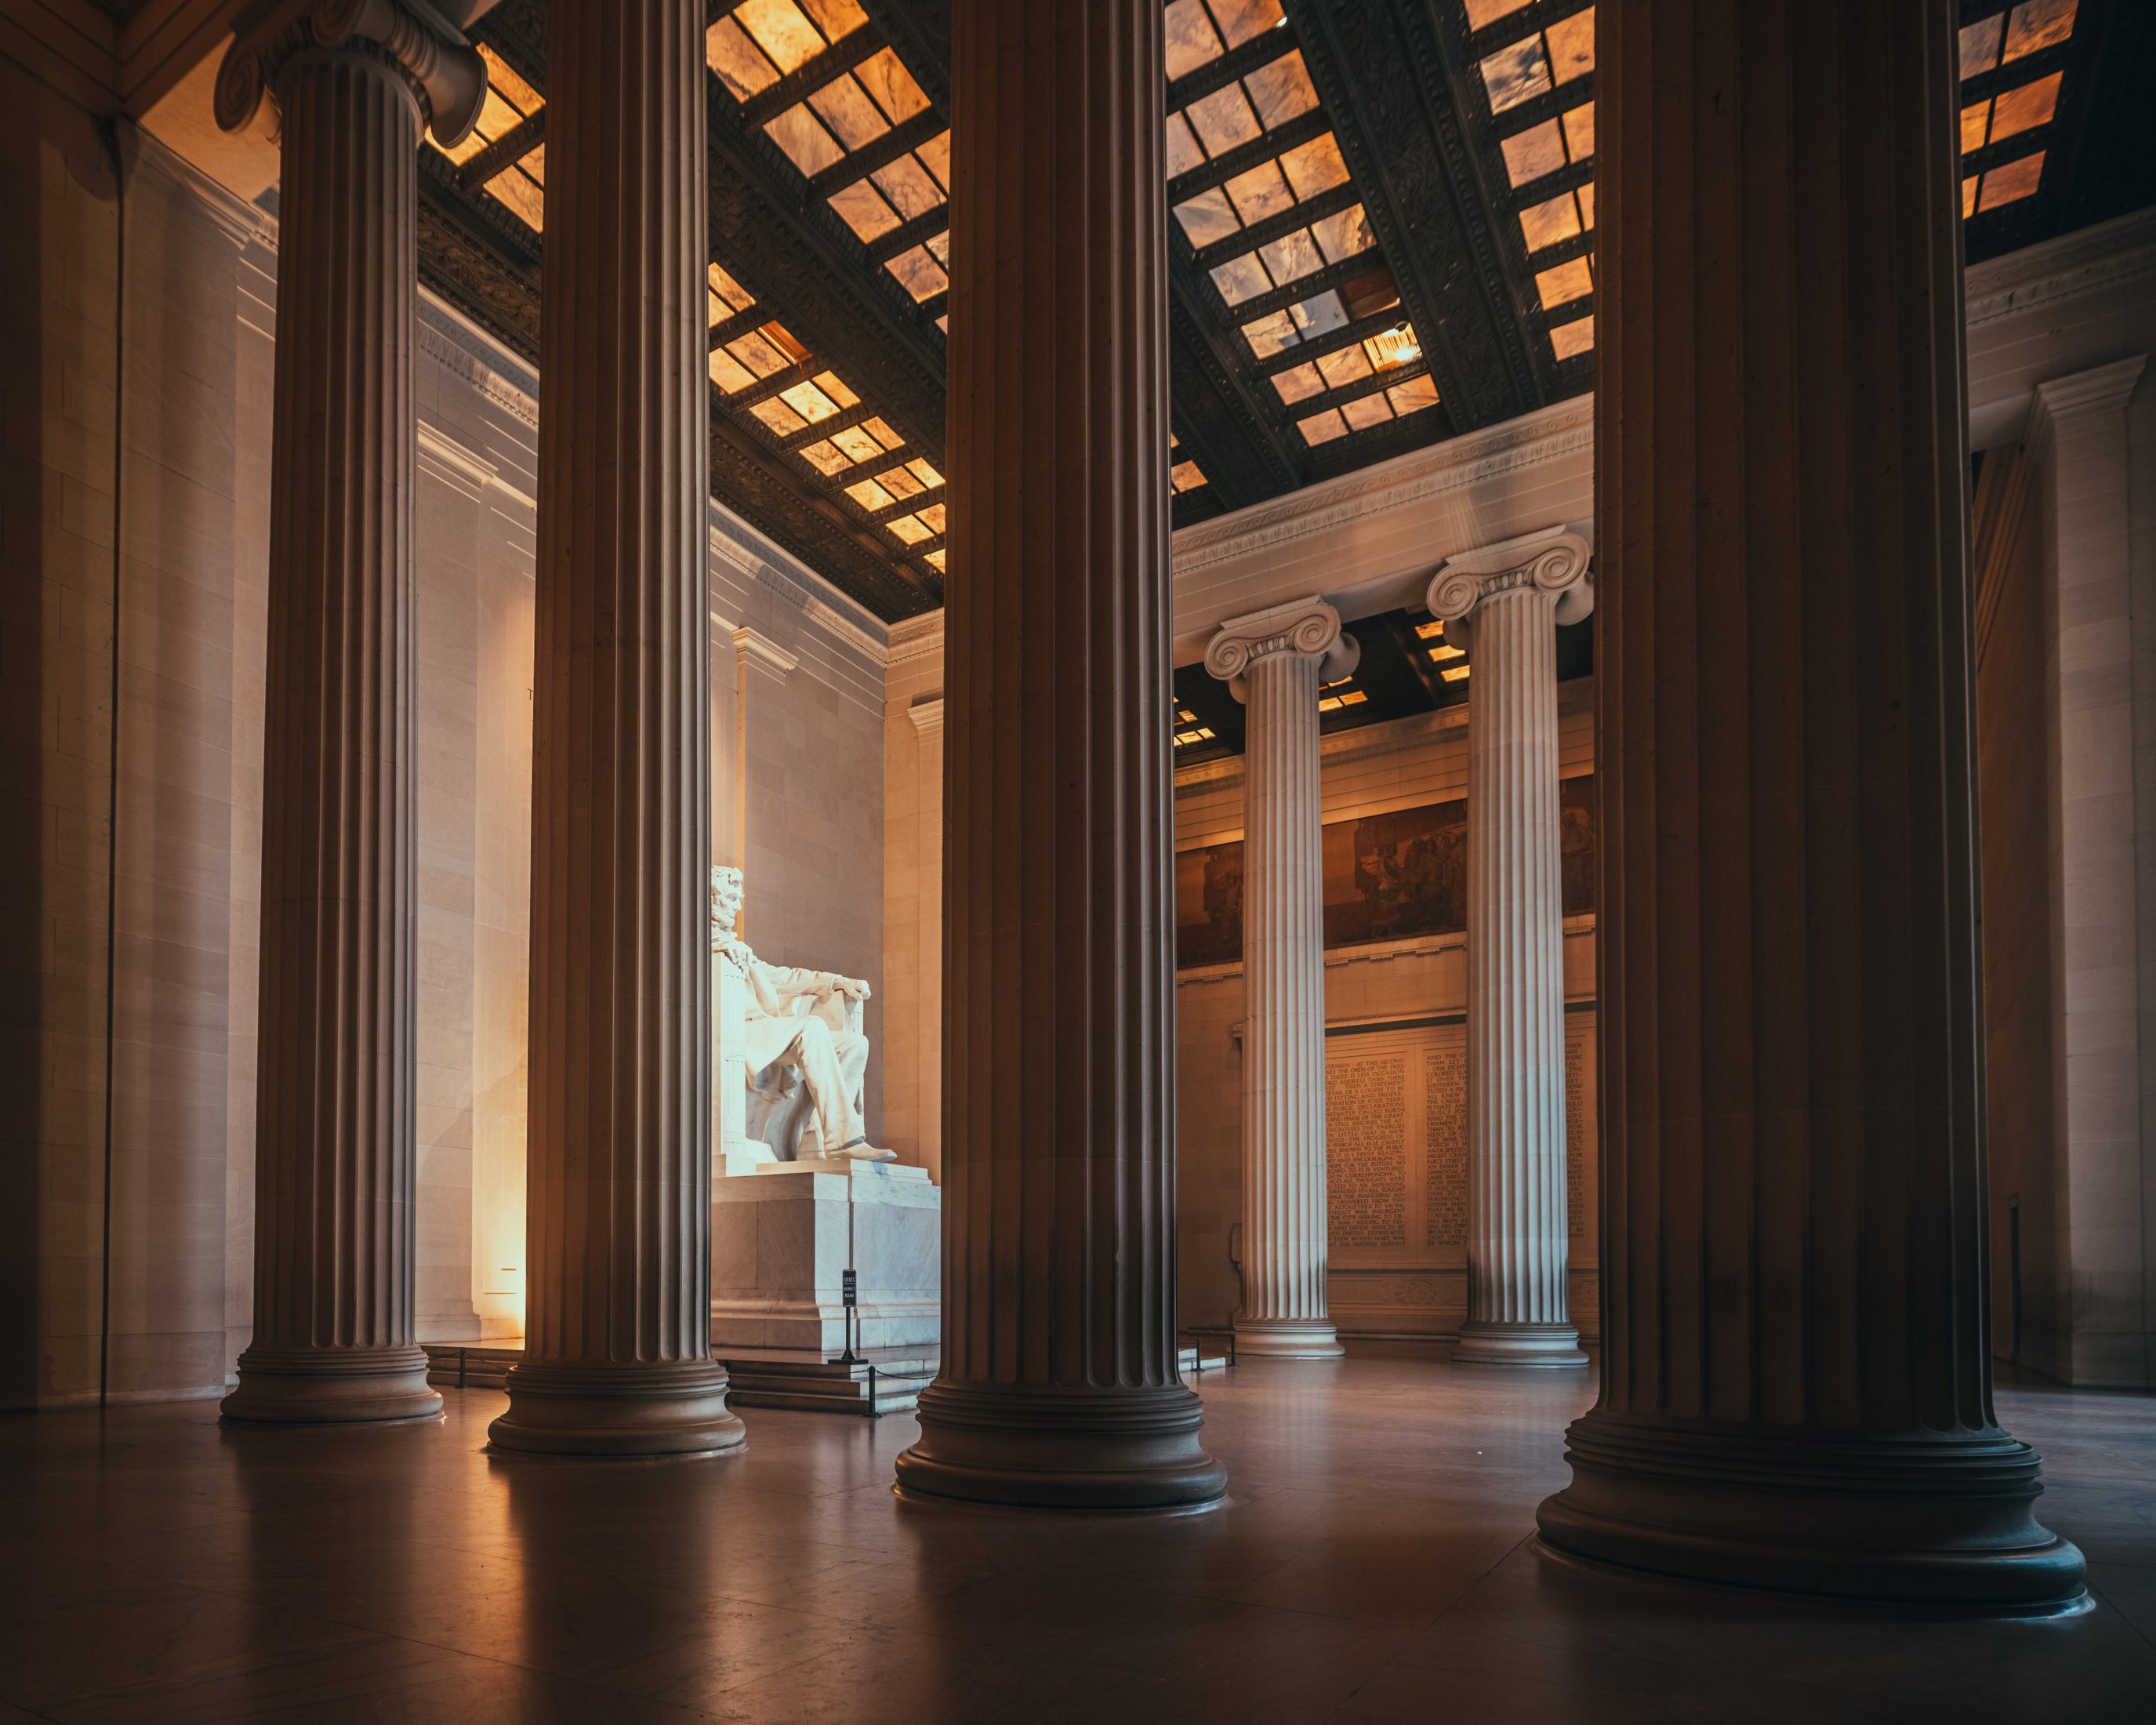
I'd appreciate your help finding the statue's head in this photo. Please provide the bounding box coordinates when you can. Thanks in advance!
[710,864,744,937]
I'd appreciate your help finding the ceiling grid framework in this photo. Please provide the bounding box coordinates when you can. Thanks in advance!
[395,0,2150,632]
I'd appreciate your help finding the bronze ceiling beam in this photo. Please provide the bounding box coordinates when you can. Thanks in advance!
[455,109,544,193]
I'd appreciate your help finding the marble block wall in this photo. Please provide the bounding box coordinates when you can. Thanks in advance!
[1173,685,1601,1346]
[880,612,945,1178]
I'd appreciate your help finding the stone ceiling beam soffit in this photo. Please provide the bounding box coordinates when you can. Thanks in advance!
[1283,0,1544,431]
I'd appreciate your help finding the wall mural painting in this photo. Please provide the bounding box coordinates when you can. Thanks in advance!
[1174,773,1597,970]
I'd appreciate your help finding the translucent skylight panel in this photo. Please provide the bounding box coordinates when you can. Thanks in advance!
[779,380,840,423]
[1163,0,1225,81]
[1174,186,1243,246]
[1536,256,1594,310]
[879,465,926,500]
[1388,375,1440,415]
[1224,159,1295,223]
[1316,345,1371,390]
[708,262,755,325]
[736,0,838,74]
[907,456,943,487]
[1561,101,1595,160]
[1960,13,2005,78]
[2004,0,2076,61]
[887,245,948,301]
[1279,133,1350,200]
[485,154,544,231]
[1165,113,1206,178]
[710,347,758,393]
[1291,289,1348,340]
[1272,363,1323,405]
[707,16,779,100]
[829,178,901,241]
[1545,9,1595,82]
[1209,0,1286,47]
[1245,51,1319,129]
[809,74,890,150]
[1979,148,2047,211]
[924,548,946,572]
[856,46,930,121]
[887,514,933,545]
[1340,395,1392,432]
[919,503,946,534]
[1258,227,1323,288]
[799,440,852,476]
[1243,309,1299,357]
[1991,70,2063,141]
[1310,203,1374,263]
[848,476,896,510]
[831,425,887,463]
[1962,99,1994,154]
[1518,187,1584,251]
[1188,82,1264,155]
[926,233,949,266]
[751,397,809,437]
[1550,315,1594,361]
[873,154,945,219]
[1465,0,1531,25]
[1481,37,1552,114]
[766,104,844,176]
[1210,252,1272,306]
[917,131,953,188]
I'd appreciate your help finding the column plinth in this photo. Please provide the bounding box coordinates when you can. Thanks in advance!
[1207,600,1352,1361]
[1428,528,1591,1370]
[216,0,484,1425]
[1534,0,2083,1607]
[488,0,742,1458]
[893,0,1223,1512]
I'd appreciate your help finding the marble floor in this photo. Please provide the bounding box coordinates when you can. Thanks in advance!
[0,1359,2149,1724]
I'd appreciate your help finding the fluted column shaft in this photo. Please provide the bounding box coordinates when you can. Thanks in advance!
[489,0,741,1457]
[1534,0,2082,1607]
[222,23,455,1425]
[1430,533,1590,1367]
[1207,600,1350,1360]
[895,0,1225,1510]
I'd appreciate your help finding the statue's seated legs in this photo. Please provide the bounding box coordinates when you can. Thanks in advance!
[786,1014,869,1156]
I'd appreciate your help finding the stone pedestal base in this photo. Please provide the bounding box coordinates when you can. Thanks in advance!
[221,1345,442,1424]
[1234,1318,1345,1360]
[1537,1418,2087,1611]
[896,1382,1229,1512]
[487,1360,745,1457]
[710,1160,940,1353]
[1456,1321,1588,1367]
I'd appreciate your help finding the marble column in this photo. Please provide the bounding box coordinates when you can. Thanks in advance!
[216,2,485,1424]
[1427,530,1590,1368]
[488,0,742,1457]
[893,0,1225,1511]
[1535,0,2085,1607]
[1205,600,1353,1360]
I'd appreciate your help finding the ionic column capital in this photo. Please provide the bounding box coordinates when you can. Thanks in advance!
[216,0,488,149]
[1204,596,1359,687]
[1425,525,1595,637]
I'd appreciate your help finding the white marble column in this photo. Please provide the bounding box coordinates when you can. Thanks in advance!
[1206,599,1355,1358]
[215,2,485,1423]
[1428,528,1591,1367]
[2031,355,2153,1387]
[488,0,742,1457]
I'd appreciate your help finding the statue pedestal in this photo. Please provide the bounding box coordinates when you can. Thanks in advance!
[710,1160,942,1354]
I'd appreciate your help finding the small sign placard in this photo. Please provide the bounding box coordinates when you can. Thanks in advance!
[841,1269,858,1308]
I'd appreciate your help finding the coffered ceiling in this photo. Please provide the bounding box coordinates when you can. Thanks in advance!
[410,0,2154,630]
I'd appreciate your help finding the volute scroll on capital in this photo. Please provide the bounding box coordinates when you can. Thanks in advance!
[1425,526,1595,650]
[1203,595,1361,693]
[216,0,489,150]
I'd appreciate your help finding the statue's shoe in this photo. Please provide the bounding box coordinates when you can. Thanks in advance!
[836,1142,898,1164]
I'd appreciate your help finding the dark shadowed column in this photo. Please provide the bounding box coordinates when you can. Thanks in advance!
[217,1,487,1425]
[1536,0,2084,1607]
[893,0,1225,1511]
[488,0,742,1457]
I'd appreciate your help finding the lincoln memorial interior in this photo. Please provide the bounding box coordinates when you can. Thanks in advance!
[3,1,2155,1720]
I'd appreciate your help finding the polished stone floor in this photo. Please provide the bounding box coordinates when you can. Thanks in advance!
[0,1358,2149,1723]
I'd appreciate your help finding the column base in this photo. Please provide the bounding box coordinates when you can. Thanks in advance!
[488,1360,746,1458]
[895,1382,1228,1511]
[221,1345,443,1424]
[1536,1413,2088,1611]
[1455,1321,1588,1367]
[1234,1317,1345,1359]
